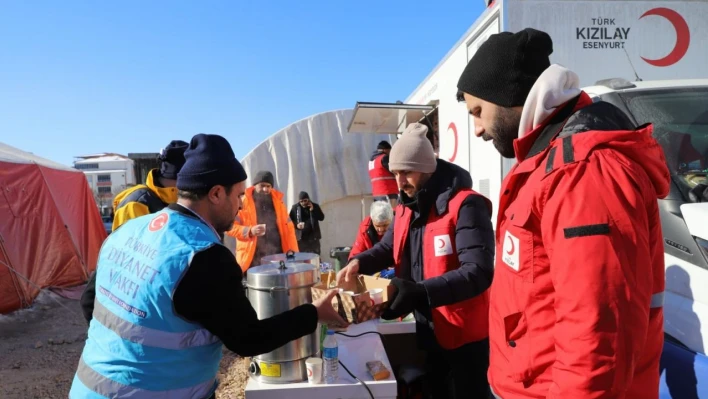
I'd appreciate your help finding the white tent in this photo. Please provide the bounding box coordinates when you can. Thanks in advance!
[0,142,75,170]
[238,109,395,261]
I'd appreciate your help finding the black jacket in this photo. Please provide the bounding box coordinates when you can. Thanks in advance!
[353,159,495,349]
[80,203,318,357]
[289,202,325,241]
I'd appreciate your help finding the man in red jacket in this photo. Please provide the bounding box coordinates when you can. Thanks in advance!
[348,200,394,260]
[369,140,399,204]
[338,123,495,398]
[456,28,670,398]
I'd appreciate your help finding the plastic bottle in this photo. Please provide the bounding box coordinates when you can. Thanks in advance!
[322,330,339,383]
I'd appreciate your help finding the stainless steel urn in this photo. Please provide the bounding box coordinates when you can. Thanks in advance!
[246,260,320,384]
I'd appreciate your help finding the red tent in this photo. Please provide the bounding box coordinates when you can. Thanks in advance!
[0,142,106,314]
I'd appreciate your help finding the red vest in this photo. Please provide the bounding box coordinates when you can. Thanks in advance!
[392,188,490,349]
[368,154,398,197]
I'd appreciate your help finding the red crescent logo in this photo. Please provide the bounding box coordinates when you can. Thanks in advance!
[437,238,446,248]
[639,8,690,67]
[307,368,312,377]
[505,235,515,255]
[447,122,458,163]
[148,213,169,232]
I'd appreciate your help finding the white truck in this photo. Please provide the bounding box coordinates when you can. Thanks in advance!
[348,1,708,396]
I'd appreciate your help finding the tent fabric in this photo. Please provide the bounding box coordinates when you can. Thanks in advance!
[0,142,105,314]
[240,109,395,262]
[241,109,395,208]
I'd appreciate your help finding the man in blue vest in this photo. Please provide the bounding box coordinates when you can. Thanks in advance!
[70,133,345,399]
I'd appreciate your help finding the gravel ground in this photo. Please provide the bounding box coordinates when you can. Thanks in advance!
[0,291,249,398]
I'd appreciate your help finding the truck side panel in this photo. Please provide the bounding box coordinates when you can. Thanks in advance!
[407,6,504,223]
[506,0,708,86]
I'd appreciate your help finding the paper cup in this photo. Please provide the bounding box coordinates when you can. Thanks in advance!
[256,224,266,236]
[306,357,323,384]
[369,288,384,304]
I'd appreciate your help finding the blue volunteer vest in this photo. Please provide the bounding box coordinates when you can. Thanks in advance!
[70,208,223,399]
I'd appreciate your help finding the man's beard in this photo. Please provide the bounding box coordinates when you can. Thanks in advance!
[214,218,232,234]
[401,183,422,198]
[484,108,521,159]
[213,209,234,233]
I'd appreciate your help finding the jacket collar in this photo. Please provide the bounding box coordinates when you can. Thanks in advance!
[168,203,222,240]
[146,169,178,205]
[399,159,474,217]
[511,92,592,174]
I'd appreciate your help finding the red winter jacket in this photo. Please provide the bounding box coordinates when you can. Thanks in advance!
[348,216,380,260]
[489,93,670,399]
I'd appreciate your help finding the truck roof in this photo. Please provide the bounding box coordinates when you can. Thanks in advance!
[582,78,708,96]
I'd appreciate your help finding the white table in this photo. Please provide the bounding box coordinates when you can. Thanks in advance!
[245,318,412,399]
[366,317,416,336]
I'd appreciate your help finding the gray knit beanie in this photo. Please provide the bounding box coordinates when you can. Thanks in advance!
[388,123,437,174]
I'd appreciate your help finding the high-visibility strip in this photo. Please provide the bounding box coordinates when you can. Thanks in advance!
[242,226,250,239]
[93,300,220,350]
[650,291,664,308]
[371,177,396,181]
[77,357,216,399]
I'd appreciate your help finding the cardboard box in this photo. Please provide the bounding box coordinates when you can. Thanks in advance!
[312,272,394,324]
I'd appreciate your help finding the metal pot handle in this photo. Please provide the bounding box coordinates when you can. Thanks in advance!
[246,282,317,297]
[286,250,296,260]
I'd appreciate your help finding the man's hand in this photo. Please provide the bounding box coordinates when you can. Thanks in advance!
[250,225,266,237]
[381,277,427,320]
[313,290,349,327]
[336,259,360,286]
[308,203,314,210]
[297,222,305,229]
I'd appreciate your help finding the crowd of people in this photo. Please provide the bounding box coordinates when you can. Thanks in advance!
[70,26,669,399]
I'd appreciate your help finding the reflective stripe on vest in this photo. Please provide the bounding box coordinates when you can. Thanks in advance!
[650,291,664,308]
[76,357,216,399]
[92,300,220,350]
[370,176,396,182]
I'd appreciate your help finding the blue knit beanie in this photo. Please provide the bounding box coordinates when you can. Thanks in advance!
[177,134,247,191]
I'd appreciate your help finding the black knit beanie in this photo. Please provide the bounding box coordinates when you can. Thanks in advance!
[159,140,189,180]
[299,191,309,200]
[457,28,553,107]
[377,141,392,150]
[253,171,274,186]
[176,134,247,191]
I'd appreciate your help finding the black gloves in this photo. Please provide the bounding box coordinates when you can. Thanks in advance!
[381,277,428,320]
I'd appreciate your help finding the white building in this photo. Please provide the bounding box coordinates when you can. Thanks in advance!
[73,153,136,214]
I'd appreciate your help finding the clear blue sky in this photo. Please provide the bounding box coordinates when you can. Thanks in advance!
[0,1,485,166]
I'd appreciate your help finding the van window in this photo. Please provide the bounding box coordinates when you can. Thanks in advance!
[620,88,708,200]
